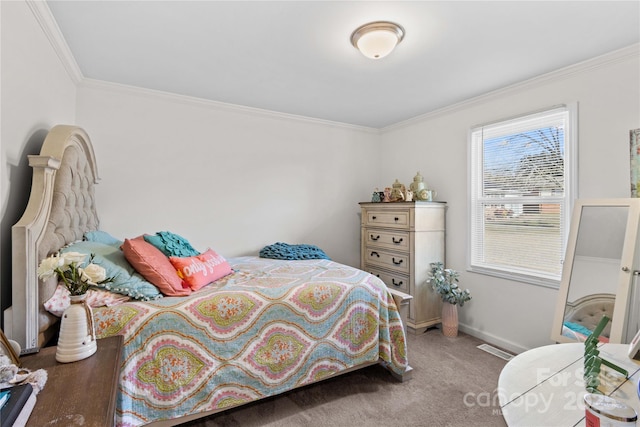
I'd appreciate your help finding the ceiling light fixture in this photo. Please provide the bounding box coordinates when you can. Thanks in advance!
[350,21,405,59]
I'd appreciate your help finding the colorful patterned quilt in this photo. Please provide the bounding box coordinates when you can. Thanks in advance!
[93,257,408,426]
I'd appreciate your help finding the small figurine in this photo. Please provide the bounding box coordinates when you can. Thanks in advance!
[371,188,381,202]
[405,189,413,201]
[390,179,405,202]
[410,172,428,200]
[383,187,392,202]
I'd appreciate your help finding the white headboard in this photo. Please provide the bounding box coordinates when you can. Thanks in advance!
[5,125,100,353]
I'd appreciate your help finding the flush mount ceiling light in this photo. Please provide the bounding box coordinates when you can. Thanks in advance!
[350,21,405,59]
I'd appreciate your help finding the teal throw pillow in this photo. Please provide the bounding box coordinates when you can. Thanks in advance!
[84,230,123,247]
[143,231,200,257]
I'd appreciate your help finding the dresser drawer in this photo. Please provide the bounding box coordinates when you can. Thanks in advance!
[364,228,410,252]
[363,209,410,229]
[365,266,409,293]
[363,248,410,274]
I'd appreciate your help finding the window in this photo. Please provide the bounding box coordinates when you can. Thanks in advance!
[469,104,577,287]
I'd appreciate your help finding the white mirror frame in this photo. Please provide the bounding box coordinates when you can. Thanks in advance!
[552,198,640,344]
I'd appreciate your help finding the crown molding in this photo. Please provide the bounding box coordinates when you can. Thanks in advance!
[382,43,640,133]
[78,78,380,134]
[24,0,372,134]
[27,0,83,84]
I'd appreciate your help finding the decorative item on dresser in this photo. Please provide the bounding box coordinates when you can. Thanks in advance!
[360,201,447,333]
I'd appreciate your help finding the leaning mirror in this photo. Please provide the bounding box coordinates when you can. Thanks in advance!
[552,198,640,344]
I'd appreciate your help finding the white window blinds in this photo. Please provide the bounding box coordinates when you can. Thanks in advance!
[469,104,577,286]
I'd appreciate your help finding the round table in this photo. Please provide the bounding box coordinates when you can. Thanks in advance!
[498,343,640,426]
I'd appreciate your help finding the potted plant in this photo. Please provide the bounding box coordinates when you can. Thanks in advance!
[427,262,471,337]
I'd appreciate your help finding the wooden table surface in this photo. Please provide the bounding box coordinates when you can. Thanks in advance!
[499,343,640,426]
[21,335,123,426]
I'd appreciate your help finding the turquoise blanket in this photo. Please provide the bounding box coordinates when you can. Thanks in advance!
[259,242,330,260]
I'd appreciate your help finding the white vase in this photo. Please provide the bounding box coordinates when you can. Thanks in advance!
[56,294,97,363]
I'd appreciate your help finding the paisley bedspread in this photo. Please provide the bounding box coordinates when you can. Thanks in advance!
[93,257,408,426]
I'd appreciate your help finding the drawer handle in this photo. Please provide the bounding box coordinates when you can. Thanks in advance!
[394,217,399,221]
[392,279,403,287]
[392,237,403,244]
[370,251,380,258]
[392,257,403,265]
[371,235,380,241]
[372,216,377,220]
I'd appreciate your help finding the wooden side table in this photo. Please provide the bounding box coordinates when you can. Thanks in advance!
[21,335,123,426]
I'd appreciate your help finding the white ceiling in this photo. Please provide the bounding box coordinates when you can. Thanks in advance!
[46,1,640,129]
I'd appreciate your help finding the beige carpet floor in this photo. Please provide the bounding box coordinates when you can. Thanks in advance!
[181,328,510,427]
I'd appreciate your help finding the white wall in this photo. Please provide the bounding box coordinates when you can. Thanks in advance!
[74,82,379,267]
[379,46,640,353]
[0,1,77,315]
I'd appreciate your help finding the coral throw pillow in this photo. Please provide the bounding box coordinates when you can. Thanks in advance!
[121,237,192,297]
[170,249,232,291]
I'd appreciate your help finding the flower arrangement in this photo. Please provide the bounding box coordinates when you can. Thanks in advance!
[37,252,112,295]
[427,261,471,306]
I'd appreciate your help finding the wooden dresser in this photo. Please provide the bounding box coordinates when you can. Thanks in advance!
[360,201,446,333]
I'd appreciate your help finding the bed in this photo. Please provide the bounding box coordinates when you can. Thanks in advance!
[5,125,410,426]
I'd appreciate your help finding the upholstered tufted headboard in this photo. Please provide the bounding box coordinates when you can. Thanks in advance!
[564,293,616,338]
[6,125,100,353]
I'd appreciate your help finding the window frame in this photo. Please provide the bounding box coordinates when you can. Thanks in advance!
[467,103,578,288]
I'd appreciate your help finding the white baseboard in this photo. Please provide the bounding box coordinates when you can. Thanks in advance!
[458,323,530,355]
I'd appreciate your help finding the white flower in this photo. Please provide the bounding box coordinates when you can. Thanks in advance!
[80,263,107,285]
[37,252,113,295]
[37,255,63,280]
[60,252,87,269]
